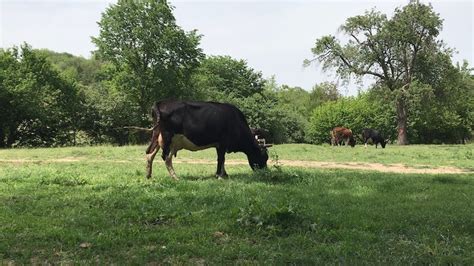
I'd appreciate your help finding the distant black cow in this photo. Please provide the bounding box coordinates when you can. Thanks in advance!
[362,128,387,148]
[145,100,272,179]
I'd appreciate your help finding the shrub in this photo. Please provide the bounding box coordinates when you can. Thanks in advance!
[306,94,396,144]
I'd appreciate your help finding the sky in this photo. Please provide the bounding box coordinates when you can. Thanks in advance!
[1,0,472,95]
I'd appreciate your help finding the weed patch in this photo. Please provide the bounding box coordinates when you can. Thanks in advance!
[39,175,89,186]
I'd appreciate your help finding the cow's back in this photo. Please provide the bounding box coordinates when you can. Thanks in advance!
[363,128,380,139]
[156,101,253,152]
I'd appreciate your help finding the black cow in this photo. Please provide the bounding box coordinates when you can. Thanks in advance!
[362,128,387,148]
[145,100,271,179]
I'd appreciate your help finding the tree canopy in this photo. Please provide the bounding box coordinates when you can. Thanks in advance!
[193,55,265,100]
[92,0,203,122]
[0,45,82,147]
[305,1,448,144]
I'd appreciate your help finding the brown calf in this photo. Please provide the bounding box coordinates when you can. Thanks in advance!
[331,127,356,147]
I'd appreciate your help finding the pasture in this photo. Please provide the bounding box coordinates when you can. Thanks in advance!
[1,144,473,264]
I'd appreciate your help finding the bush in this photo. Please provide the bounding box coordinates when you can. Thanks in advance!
[306,94,396,144]
[226,93,308,144]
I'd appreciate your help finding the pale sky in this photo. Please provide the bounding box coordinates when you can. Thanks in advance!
[1,0,472,95]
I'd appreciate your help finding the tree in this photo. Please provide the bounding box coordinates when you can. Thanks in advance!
[273,85,309,115]
[307,94,396,144]
[92,0,203,124]
[192,56,310,143]
[193,55,265,101]
[309,82,341,111]
[0,44,82,147]
[305,1,446,144]
[38,49,103,86]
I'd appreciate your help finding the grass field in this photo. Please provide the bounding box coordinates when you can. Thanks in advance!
[1,143,473,169]
[1,144,473,264]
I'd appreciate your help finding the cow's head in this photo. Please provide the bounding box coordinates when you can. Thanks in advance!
[248,147,269,170]
[348,136,356,147]
[248,129,272,170]
[381,139,387,148]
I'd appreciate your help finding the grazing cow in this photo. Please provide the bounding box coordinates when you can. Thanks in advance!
[331,127,356,147]
[145,100,272,179]
[362,128,387,148]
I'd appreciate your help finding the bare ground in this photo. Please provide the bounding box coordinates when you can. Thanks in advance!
[1,157,472,175]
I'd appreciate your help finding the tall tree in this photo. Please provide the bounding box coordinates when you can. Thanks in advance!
[92,0,203,123]
[275,85,311,116]
[193,55,265,101]
[0,44,82,147]
[309,82,341,111]
[305,1,446,144]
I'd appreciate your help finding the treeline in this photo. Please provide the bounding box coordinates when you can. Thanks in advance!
[0,0,472,148]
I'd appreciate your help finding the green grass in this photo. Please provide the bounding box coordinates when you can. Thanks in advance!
[1,145,474,264]
[1,143,473,169]
[279,143,473,166]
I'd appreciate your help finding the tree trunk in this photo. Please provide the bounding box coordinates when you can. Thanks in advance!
[6,125,17,147]
[0,127,5,148]
[396,97,409,145]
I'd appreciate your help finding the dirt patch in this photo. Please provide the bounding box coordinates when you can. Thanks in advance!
[0,157,82,164]
[175,159,472,175]
[0,158,472,175]
[276,160,471,174]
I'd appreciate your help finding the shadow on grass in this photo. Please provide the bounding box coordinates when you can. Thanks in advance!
[431,175,470,185]
[171,166,304,184]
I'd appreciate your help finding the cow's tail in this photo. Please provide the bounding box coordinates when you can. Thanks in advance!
[146,102,161,155]
[123,126,155,132]
[151,102,161,125]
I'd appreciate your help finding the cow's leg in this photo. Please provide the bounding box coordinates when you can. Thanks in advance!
[165,151,179,180]
[364,138,368,148]
[216,147,228,179]
[330,132,336,146]
[160,131,173,161]
[145,129,161,179]
[146,146,159,178]
[159,131,178,180]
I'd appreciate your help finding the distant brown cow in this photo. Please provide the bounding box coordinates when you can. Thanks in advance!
[331,127,356,147]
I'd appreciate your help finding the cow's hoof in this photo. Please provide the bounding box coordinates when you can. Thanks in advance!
[216,174,228,179]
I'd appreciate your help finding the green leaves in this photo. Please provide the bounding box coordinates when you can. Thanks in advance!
[0,45,82,147]
[92,0,204,120]
[307,1,445,89]
[193,55,265,100]
[307,94,397,144]
[305,1,455,144]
